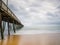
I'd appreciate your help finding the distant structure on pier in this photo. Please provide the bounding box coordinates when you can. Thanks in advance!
[0,0,24,39]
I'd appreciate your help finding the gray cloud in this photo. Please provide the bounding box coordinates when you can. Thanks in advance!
[8,0,60,26]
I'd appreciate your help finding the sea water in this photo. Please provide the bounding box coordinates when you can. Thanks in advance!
[16,25,60,35]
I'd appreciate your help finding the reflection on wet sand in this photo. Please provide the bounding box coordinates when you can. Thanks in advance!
[0,33,60,45]
[0,35,21,45]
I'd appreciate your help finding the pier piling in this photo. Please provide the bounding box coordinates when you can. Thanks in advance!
[0,13,4,39]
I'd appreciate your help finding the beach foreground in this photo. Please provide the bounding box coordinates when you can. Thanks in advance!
[0,33,60,45]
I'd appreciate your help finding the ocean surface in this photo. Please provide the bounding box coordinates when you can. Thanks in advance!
[15,25,60,35]
[0,25,60,35]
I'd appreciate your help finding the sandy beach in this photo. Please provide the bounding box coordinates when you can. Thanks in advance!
[0,33,60,45]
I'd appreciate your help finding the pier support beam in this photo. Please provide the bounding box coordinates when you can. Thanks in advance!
[7,20,10,36]
[3,21,6,32]
[0,13,4,39]
[13,21,16,33]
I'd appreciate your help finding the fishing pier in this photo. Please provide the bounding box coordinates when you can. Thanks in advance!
[0,0,23,39]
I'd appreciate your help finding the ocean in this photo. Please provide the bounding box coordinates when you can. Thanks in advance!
[16,25,60,35]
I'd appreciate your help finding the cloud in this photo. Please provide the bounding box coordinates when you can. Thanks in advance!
[8,0,60,26]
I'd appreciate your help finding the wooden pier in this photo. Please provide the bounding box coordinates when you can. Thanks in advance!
[0,0,23,39]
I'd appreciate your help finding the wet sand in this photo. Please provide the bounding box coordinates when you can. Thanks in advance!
[0,33,60,45]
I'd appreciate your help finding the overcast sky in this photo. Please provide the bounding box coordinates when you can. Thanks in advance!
[3,0,60,27]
